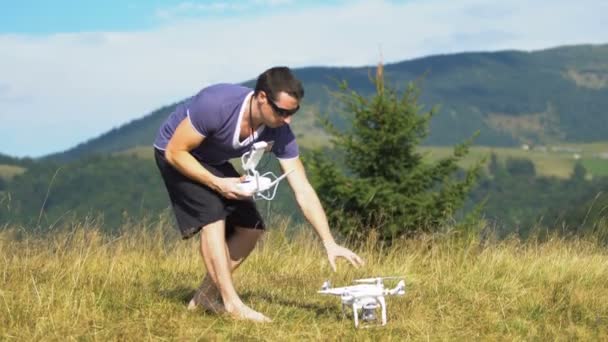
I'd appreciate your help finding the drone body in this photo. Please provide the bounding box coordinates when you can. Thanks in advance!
[318,277,405,328]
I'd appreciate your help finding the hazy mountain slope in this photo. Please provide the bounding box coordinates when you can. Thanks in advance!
[44,43,608,162]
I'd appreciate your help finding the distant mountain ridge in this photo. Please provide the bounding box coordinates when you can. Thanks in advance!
[44,43,608,162]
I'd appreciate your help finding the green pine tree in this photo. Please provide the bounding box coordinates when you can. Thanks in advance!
[306,64,483,241]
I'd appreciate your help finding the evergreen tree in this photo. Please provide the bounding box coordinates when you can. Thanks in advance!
[505,157,536,177]
[571,162,586,182]
[305,64,483,241]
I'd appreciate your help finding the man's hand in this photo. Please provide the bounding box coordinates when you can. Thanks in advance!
[323,241,365,272]
[213,177,253,200]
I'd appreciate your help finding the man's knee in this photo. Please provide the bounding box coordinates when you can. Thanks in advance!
[199,220,227,251]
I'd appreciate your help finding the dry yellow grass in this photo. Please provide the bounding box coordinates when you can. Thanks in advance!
[0,164,26,180]
[485,107,564,143]
[114,147,153,160]
[1,216,607,340]
[566,68,608,90]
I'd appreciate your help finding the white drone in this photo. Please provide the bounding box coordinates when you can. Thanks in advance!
[318,277,406,328]
[237,141,293,200]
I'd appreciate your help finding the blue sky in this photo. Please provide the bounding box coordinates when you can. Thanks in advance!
[0,1,159,33]
[0,0,606,157]
[0,0,345,33]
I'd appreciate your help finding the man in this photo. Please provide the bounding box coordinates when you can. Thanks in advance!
[153,66,364,323]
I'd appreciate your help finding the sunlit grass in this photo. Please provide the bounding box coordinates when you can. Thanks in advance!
[582,158,608,178]
[2,217,607,340]
[0,164,26,180]
[114,147,153,160]
[420,145,608,179]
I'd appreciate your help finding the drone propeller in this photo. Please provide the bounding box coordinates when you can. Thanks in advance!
[354,276,403,283]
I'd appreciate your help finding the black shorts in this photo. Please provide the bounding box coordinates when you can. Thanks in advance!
[154,148,265,239]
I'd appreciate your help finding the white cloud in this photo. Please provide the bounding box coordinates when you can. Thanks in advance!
[0,0,606,157]
[155,0,294,19]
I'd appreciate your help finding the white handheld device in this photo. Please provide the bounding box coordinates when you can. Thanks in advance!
[242,141,267,172]
[237,141,293,200]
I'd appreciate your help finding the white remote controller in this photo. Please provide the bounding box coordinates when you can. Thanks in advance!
[236,141,293,199]
[237,175,273,193]
[237,169,294,194]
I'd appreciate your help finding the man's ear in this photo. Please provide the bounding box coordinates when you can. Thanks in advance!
[259,91,268,104]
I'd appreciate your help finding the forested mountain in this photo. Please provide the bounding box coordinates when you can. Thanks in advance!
[43,43,608,162]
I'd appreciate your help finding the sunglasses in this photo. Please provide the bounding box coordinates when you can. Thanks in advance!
[267,97,300,117]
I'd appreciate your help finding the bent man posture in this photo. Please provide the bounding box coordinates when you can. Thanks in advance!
[154,66,364,322]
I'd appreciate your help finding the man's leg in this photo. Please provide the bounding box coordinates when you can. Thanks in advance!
[189,226,263,312]
[194,220,269,322]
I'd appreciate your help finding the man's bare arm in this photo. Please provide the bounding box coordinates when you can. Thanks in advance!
[279,157,335,242]
[165,118,250,199]
[279,157,364,271]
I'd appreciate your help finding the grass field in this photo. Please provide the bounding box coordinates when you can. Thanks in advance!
[115,146,154,160]
[420,143,608,179]
[1,217,607,340]
[581,158,608,178]
[0,164,25,180]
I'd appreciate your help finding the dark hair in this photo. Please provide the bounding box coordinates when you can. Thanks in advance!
[254,66,304,102]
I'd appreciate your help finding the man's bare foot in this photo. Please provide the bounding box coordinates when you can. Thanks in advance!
[187,289,225,313]
[225,303,272,323]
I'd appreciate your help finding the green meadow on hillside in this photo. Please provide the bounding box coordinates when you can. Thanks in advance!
[420,143,608,179]
[1,217,607,340]
[119,142,608,179]
[0,165,25,180]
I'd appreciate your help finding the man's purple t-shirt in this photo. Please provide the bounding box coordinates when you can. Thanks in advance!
[154,84,299,165]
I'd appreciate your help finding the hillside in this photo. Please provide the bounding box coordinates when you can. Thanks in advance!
[43,43,608,162]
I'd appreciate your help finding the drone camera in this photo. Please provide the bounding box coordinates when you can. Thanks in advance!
[362,302,379,322]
